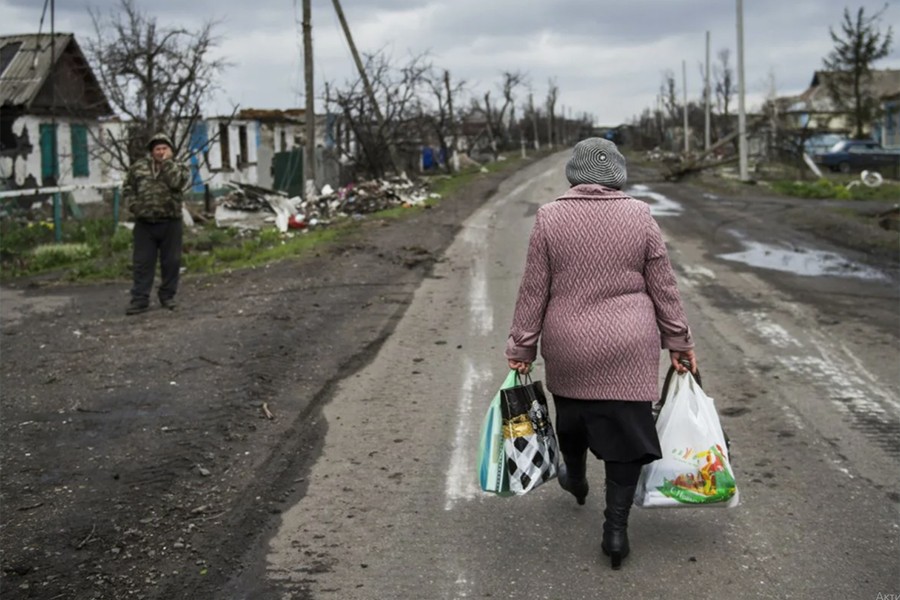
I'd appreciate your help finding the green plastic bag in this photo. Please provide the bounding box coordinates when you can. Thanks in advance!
[477,369,519,496]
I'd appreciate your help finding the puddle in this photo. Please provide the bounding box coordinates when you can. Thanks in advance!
[626,184,683,217]
[718,235,887,280]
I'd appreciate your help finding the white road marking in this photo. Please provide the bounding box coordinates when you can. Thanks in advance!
[468,255,494,335]
[445,358,487,510]
[777,354,893,418]
[682,264,717,280]
[738,310,802,348]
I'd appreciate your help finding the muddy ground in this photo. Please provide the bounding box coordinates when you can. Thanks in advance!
[0,157,897,600]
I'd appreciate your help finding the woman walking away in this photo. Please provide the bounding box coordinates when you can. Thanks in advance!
[505,138,697,569]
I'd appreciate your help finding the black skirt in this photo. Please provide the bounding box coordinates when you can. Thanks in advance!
[552,395,662,464]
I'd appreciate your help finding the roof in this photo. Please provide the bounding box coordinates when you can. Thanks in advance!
[238,108,306,122]
[811,69,900,98]
[0,33,71,107]
[789,69,900,112]
[0,33,112,115]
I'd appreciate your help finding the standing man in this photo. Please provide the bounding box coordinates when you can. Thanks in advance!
[123,133,190,315]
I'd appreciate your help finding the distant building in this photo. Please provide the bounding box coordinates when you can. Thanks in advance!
[0,33,116,203]
[774,69,900,148]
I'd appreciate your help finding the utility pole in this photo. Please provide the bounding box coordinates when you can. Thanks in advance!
[682,60,689,154]
[331,0,404,178]
[736,0,749,181]
[704,31,711,151]
[529,93,539,150]
[302,0,316,198]
[444,70,458,172]
[560,104,566,146]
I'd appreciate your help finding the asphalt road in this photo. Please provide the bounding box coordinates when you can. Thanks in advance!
[256,153,899,599]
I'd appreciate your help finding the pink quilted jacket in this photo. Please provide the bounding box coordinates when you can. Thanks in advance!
[505,184,693,401]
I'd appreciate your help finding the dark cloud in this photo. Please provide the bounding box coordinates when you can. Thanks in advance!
[2,0,898,122]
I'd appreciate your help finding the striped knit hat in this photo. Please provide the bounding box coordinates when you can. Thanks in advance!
[565,137,627,189]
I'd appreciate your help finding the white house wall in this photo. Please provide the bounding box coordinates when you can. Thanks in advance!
[0,115,114,204]
[203,119,260,190]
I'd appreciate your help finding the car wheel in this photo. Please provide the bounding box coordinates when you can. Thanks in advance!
[838,161,851,174]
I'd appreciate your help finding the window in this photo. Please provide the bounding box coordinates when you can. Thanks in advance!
[39,123,59,183]
[219,122,230,169]
[70,124,89,177]
[238,125,248,166]
[279,129,287,151]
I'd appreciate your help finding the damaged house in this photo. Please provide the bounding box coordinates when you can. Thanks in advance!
[190,109,354,198]
[776,69,900,148]
[0,33,115,204]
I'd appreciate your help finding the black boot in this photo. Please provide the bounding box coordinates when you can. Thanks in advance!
[557,452,589,505]
[601,480,636,569]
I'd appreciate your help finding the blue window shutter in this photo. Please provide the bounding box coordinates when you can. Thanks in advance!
[40,123,59,181]
[71,124,90,177]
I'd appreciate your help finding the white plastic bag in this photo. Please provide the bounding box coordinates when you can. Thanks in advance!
[635,372,739,508]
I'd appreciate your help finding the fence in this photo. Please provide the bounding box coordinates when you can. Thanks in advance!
[0,182,123,243]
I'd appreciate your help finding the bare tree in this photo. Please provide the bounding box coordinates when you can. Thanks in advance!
[328,50,430,178]
[546,78,559,148]
[527,91,540,150]
[478,71,526,160]
[713,48,735,140]
[83,0,230,172]
[823,5,894,139]
[660,70,679,123]
[421,68,465,172]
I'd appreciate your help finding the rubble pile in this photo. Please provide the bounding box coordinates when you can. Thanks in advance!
[214,178,438,232]
[220,182,287,212]
[299,178,434,221]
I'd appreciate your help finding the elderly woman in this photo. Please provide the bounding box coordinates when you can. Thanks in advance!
[505,138,697,569]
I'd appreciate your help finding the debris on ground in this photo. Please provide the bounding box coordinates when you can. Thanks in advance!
[213,178,438,232]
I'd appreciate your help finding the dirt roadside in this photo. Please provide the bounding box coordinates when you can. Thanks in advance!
[0,160,541,600]
[1,155,896,600]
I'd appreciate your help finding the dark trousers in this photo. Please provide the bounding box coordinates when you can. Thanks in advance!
[131,219,182,303]
[555,396,660,486]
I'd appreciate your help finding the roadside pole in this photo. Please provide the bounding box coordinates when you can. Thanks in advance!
[736,0,750,181]
[682,60,689,154]
[303,0,316,199]
[705,31,711,152]
[331,0,405,179]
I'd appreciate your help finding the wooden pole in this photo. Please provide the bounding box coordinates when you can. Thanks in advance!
[682,60,689,154]
[736,0,749,181]
[705,31,711,151]
[302,0,316,196]
[331,0,404,178]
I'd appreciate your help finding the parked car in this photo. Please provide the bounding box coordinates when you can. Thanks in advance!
[813,140,900,174]
[803,133,846,156]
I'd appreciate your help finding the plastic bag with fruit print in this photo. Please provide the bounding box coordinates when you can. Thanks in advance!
[635,371,740,508]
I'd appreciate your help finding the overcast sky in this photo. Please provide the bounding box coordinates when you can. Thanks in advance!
[2,0,898,125]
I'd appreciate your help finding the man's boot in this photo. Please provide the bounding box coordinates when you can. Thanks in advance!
[557,451,589,505]
[601,479,636,569]
[126,299,149,315]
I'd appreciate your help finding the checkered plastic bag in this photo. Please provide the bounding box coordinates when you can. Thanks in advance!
[500,375,559,495]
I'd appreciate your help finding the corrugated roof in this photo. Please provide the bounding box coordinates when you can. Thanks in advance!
[0,33,73,107]
[237,108,306,122]
[798,69,900,112]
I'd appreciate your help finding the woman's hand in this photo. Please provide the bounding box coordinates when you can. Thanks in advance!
[508,359,532,374]
[670,349,697,374]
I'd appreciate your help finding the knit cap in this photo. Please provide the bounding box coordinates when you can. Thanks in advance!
[565,137,627,189]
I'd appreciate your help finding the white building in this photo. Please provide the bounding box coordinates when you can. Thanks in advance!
[0,33,117,205]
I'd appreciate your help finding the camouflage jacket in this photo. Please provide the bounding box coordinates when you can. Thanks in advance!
[123,157,190,221]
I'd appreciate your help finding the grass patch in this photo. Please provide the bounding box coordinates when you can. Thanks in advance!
[769,178,900,201]
[0,153,534,282]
